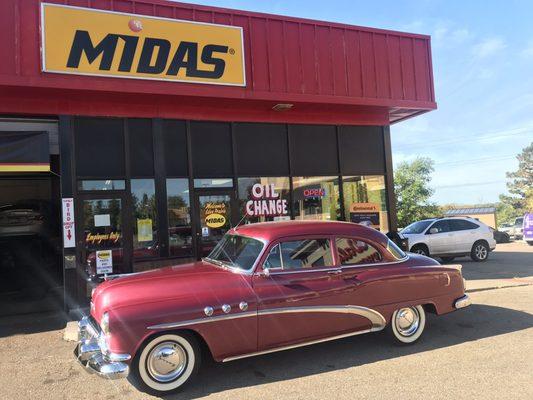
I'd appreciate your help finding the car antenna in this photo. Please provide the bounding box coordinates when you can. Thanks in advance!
[233,213,248,230]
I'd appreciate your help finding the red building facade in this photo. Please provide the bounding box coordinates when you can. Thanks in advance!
[0,0,436,313]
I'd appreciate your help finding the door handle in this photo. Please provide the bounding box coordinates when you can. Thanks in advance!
[327,269,342,276]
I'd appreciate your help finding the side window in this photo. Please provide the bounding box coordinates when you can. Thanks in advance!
[264,244,282,269]
[336,238,383,265]
[280,239,334,270]
[429,220,450,233]
[457,220,479,230]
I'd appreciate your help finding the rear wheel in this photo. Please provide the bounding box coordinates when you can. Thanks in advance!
[387,305,426,345]
[470,241,489,262]
[411,244,429,257]
[128,332,201,395]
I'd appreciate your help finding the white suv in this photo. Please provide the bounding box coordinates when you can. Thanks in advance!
[400,217,497,262]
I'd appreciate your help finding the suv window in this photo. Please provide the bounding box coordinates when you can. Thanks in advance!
[449,219,479,231]
[335,238,383,265]
[428,220,450,234]
[266,239,334,270]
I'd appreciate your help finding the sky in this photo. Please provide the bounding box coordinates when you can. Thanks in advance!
[176,0,533,205]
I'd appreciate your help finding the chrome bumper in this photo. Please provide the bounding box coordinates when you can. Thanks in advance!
[454,294,471,309]
[75,316,130,380]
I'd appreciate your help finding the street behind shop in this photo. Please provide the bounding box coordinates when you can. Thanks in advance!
[0,242,531,400]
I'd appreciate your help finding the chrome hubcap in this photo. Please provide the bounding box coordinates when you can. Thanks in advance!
[395,307,420,337]
[475,245,487,259]
[415,249,426,255]
[146,341,187,383]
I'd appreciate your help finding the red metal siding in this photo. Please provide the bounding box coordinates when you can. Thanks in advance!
[0,0,436,123]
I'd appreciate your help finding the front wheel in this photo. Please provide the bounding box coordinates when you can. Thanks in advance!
[410,244,429,257]
[128,332,201,395]
[470,241,489,262]
[387,305,426,345]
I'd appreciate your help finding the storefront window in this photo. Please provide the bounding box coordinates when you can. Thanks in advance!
[167,179,193,256]
[342,176,389,232]
[131,179,158,259]
[238,177,290,223]
[194,178,233,188]
[78,180,125,191]
[292,176,340,221]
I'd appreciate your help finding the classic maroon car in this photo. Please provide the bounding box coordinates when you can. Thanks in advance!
[75,221,471,395]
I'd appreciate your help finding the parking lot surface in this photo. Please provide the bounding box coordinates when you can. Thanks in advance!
[0,242,531,400]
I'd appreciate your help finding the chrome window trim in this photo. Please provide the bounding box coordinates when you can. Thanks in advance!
[340,256,409,270]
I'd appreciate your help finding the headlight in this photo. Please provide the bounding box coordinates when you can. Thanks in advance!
[101,312,110,335]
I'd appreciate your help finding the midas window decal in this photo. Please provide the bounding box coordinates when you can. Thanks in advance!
[40,3,246,87]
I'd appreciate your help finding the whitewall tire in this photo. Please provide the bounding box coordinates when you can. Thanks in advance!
[388,305,426,345]
[129,332,200,395]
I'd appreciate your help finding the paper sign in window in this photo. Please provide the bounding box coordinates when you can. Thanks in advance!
[137,219,153,242]
[94,214,111,227]
[96,250,113,274]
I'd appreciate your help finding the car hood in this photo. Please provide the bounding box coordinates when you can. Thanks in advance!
[90,260,252,322]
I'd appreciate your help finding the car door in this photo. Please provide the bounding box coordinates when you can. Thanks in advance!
[448,219,478,252]
[426,219,454,254]
[252,235,368,351]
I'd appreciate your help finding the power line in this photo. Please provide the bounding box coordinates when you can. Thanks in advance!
[434,154,515,167]
[433,180,506,189]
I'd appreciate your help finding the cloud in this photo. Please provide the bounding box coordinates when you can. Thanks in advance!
[521,40,533,58]
[472,37,507,58]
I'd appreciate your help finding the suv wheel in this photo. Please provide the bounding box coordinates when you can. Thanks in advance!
[471,241,489,262]
[411,244,429,257]
[440,257,455,263]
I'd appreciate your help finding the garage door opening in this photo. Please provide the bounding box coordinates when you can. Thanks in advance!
[0,119,62,317]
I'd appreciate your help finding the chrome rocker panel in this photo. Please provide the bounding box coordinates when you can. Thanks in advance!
[75,316,130,380]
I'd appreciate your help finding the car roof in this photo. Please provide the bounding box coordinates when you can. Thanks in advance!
[229,220,388,244]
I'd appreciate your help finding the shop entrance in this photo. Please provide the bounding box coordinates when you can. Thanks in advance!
[194,190,236,259]
[76,193,132,282]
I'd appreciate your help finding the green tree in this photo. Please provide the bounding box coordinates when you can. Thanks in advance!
[394,157,440,228]
[498,142,533,223]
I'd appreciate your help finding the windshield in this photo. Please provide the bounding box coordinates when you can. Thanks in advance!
[401,220,433,234]
[205,234,264,271]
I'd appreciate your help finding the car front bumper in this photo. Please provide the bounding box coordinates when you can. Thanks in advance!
[454,294,471,309]
[74,316,130,380]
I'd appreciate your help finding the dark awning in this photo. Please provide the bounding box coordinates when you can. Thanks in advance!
[0,131,49,172]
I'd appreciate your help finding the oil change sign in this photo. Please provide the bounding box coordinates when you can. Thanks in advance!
[40,3,246,86]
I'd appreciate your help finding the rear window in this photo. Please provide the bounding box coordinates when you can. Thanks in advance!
[335,238,383,265]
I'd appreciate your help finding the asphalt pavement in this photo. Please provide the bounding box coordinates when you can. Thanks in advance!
[0,241,531,400]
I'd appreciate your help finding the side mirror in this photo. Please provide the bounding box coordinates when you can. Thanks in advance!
[262,268,270,278]
[429,228,439,234]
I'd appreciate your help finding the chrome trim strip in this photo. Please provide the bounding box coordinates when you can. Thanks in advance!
[258,305,386,330]
[454,294,471,309]
[222,328,375,362]
[146,305,386,331]
[147,311,257,330]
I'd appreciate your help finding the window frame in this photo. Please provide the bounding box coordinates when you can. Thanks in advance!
[333,236,385,267]
[426,219,451,234]
[332,236,407,269]
[260,235,338,274]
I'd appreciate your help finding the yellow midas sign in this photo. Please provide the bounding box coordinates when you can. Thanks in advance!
[40,3,246,86]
